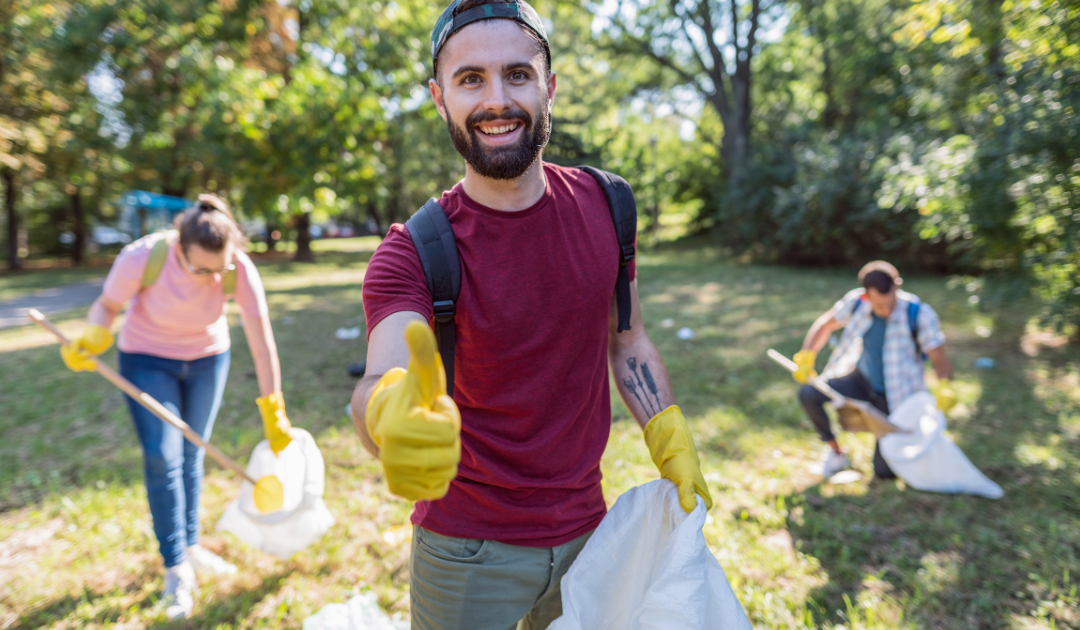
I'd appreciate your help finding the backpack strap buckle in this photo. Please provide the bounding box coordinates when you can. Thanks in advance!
[433,300,456,323]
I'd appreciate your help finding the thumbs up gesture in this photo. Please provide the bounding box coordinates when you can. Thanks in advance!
[365,321,461,501]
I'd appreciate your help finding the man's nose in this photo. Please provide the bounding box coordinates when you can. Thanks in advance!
[480,77,514,113]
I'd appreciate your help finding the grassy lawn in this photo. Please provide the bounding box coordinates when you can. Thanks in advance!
[0,243,1077,629]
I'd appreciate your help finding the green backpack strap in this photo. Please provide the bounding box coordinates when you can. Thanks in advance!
[222,267,237,295]
[141,234,171,289]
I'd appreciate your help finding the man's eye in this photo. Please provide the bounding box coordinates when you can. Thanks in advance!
[510,71,527,81]
[463,75,481,84]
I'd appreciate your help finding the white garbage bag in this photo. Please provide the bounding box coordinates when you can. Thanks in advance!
[217,427,336,559]
[549,479,753,630]
[879,392,1003,499]
[302,592,408,630]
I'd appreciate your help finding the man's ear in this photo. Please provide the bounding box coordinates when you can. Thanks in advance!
[429,78,448,121]
[547,71,557,112]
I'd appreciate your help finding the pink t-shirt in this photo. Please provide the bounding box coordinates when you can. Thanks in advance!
[103,232,268,360]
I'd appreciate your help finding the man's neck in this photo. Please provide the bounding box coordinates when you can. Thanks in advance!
[460,158,547,212]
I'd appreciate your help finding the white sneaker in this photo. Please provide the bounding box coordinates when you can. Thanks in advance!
[810,449,850,479]
[163,561,196,620]
[187,544,238,575]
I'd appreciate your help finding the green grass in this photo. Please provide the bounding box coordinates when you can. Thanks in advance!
[0,244,1077,629]
[0,266,110,303]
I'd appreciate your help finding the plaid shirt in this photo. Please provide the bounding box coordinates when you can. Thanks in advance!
[822,288,946,408]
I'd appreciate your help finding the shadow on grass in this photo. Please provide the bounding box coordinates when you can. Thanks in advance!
[782,311,1079,629]
[13,587,155,630]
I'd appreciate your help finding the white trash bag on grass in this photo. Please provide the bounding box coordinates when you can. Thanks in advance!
[218,427,336,559]
[549,479,753,630]
[879,392,1003,499]
[302,592,408,630]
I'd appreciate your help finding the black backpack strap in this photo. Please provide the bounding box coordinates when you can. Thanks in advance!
[577,166,637,332]
[405,199,462,396]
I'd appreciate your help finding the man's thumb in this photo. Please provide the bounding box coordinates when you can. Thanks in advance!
[404,321,444,404]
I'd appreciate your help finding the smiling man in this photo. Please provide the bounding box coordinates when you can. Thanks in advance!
[349,1,713,628]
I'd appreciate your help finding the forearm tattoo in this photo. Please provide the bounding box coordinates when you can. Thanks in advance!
[625,357,663,416]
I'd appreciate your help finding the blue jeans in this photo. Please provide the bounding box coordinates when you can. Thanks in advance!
[119,350,230,567]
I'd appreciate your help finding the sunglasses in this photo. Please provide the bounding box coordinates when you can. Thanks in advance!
[180,248,235,276]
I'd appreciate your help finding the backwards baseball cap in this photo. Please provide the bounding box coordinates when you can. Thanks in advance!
[431,0,549,64]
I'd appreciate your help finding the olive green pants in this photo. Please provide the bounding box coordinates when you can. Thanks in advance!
[409,525,593,630]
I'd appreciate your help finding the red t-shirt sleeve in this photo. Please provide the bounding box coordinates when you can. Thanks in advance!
[362,224,433,339]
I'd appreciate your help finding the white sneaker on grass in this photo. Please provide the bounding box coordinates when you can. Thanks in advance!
[187,544,238,575]
[163,560,196,620]
[810,449,850,479]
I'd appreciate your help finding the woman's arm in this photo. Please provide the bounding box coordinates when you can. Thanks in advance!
[87,295,123,329]
[241,312,282,397]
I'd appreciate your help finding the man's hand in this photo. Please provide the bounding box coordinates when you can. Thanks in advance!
[365,321,461,501]
[60,324,114,372]
[935,379,957,412]
[256,392,293,454]
[643,406,713,513]
[792,350,818,384]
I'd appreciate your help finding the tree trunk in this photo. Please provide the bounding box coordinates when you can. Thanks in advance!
[366,201,384,235]
[3,170,20,271]
[71,189,85,265]
[294,213,315,262]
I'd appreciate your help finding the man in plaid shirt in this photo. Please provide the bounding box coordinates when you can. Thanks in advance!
[791,261,958,479]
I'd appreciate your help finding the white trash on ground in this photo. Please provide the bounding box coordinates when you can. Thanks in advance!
[217,428,336,559]
[676,327,696,340]
[879,392,1003,499]
[302,592,408,630]
[335,327,362,340]
[549,479,753,630]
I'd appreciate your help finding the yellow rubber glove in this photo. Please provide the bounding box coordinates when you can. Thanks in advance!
[60,324,114,372]
[365,321,461,501]
[643,406,713,513]
[935,379,957,412]
[257,392,293,454]
[792,349,818,384]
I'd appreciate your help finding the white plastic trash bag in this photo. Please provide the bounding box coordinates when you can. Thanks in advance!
[549,479,753,630]
[302,592,408,630]
[879,392,1003,499]
[218,427,336,559]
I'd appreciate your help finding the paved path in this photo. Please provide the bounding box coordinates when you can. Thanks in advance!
[0,278,105,329]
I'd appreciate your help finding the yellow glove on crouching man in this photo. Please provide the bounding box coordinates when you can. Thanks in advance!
[60,324,114,372]
[792,349,818,384]
[257,392,293,455]
[365,321,461,501]
[643,406,713,513]
[935,379,957,412]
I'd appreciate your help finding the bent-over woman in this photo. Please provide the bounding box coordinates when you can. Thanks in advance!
[60,194,293,619]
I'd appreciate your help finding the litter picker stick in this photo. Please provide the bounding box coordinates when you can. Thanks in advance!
[767,348,903,437]
[28,308,258,485]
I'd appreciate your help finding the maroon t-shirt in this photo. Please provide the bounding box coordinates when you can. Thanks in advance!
[362,162,636,547]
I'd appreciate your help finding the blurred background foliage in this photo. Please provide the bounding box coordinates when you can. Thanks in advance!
[1,0,1078,335]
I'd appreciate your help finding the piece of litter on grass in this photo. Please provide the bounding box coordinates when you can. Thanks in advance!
[677,327,695,340]
[660,318,675,328]
[381,524,413,546]
[975,326,991,338]
[344,403,352,420]
[772,450,782,459]
[335,327,361,340]
[974,357,995,369]
[829,470,862,485]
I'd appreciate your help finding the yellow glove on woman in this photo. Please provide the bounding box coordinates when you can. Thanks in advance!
[257,392,293,454]
[935,379,957,412]
[792,350,818,384]
[366,321,461,501]
[643,406,713,513]
[60,324,114,372]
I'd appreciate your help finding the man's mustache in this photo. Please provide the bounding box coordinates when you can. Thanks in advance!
[465,108,533,133]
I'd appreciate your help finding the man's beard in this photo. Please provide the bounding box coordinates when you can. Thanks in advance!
[446,104,550,181]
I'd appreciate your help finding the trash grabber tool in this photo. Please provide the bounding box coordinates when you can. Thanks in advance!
[28,308,284,513]
[766,348,906,438]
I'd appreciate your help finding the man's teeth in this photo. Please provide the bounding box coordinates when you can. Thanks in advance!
[479,123,520,136]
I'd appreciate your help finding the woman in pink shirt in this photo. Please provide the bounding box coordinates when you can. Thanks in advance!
[59,195,292,620]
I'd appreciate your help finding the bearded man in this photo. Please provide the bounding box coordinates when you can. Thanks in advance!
[349,1,713,628]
